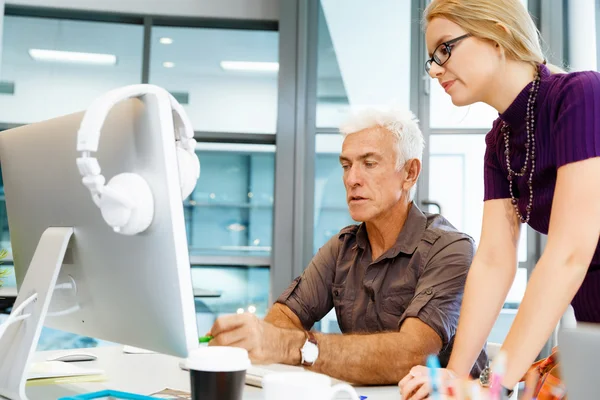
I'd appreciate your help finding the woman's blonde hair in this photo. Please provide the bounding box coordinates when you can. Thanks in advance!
[423,0,565,74]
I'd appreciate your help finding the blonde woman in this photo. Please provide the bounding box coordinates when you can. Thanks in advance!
[399,0,600,399]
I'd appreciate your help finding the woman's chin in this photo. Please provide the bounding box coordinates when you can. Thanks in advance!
[450,94,472,107]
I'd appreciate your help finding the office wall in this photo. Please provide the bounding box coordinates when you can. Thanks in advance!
[5,0,279,20]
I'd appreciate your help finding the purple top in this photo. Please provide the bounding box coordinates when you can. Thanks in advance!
[484,64,600,322]
[485,63,600,261]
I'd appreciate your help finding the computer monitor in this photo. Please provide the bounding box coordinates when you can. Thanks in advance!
[0,94,198,398]
[558,323,600,400]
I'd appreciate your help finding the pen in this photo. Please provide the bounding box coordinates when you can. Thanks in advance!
[490,351,507,400]
[426,354,442,400]
[198,335,213,343]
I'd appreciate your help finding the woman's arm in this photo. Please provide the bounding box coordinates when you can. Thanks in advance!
[447,198,522,377]
[498,158,600,388]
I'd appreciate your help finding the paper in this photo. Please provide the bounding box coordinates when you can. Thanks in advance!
[26,374,107,387]
[149,388,191,400]
[27,361,104,380]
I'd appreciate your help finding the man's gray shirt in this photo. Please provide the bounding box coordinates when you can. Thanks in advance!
[277,204,487,376]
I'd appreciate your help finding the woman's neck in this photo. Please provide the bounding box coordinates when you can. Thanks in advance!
[483,61,538,113]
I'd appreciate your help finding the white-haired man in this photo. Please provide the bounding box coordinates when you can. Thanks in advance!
[208,107,487,385]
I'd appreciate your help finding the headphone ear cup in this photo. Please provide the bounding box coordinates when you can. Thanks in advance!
[176,146,200,200]
[99,173,154,235]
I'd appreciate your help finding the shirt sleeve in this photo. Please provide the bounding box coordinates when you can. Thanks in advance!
[554,71,600,168]
[398,234,475,348]
[483,119,511,201]
[275,235,340,330]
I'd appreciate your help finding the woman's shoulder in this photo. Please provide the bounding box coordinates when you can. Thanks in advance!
[545,69,600,101]
[485,117,503,146]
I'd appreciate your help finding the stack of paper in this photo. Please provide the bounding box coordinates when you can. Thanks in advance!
[28,361,104,380]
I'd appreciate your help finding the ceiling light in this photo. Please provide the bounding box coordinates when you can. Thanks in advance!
[220,61,279,72]
[29,49,117,65]
[159,37,173,45]
[163,61,175,68]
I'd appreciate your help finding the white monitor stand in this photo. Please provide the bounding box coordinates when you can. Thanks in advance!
[0,227,73,400]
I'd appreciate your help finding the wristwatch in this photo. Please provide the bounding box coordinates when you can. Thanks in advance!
[300,330,319,366]
[479,367,514,398]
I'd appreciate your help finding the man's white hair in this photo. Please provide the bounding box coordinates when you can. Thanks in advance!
[339,106,424,199]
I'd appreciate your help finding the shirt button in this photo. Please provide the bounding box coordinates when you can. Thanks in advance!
[334,290,339,296]
[425,288,433,295]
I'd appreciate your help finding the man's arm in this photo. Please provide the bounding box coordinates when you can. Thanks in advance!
[264,303,304,330]
[308,318,442,385]
[209,314,441,385]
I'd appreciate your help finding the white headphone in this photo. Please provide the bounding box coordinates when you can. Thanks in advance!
[75,84,200,236]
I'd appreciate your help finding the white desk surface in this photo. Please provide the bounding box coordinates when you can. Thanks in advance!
[27,346,401,400]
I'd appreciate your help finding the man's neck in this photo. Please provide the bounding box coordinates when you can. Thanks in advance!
[365,200,412,261]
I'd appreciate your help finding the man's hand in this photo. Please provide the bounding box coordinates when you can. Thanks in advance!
[208,313,304,365]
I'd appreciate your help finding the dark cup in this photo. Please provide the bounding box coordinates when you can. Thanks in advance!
[184,346,250,400]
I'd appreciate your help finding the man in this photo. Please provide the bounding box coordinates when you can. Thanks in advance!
[208,107,487,385]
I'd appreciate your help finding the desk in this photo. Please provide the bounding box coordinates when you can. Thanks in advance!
[26,346,401,400]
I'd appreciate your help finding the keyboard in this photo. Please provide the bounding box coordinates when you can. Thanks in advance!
[179,361,304,388]
[245,364,305,387]
[245,364,349,388]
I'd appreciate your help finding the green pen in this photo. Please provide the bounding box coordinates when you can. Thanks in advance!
[199,335,213,343]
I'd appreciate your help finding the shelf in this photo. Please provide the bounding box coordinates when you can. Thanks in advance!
[184,202,349,211]
[0,254,271,267]
[190,254,270,267]
[184,201,273,209]
[0,286,221,299]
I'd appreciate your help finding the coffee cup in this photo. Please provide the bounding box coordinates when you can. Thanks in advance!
[183,346,250,400]
[263,371,360,400]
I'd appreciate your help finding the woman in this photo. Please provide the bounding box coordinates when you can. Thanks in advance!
[399,0,600,398]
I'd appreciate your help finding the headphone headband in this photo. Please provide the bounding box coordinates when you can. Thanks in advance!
[77,84,194,153]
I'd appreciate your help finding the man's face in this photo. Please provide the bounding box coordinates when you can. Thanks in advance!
[340,127,406,222]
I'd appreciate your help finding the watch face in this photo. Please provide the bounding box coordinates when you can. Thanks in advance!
[302,342,319,362]
[479,367,491,387]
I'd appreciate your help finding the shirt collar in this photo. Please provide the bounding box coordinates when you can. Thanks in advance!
[354,202,428,258]
[500,63,551,129]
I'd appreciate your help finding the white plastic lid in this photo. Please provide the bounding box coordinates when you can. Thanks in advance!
[184,346,250,372]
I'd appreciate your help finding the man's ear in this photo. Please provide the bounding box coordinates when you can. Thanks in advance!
[403,158,421,192]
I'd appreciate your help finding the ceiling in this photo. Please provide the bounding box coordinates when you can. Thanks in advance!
[1,11,347,98]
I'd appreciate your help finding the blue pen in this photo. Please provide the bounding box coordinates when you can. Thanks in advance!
[427,354,442,400]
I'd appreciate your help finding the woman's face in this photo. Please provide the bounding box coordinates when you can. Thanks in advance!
[425,18,502,107]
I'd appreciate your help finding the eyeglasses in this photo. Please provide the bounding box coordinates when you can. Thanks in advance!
[425,33,472,73]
